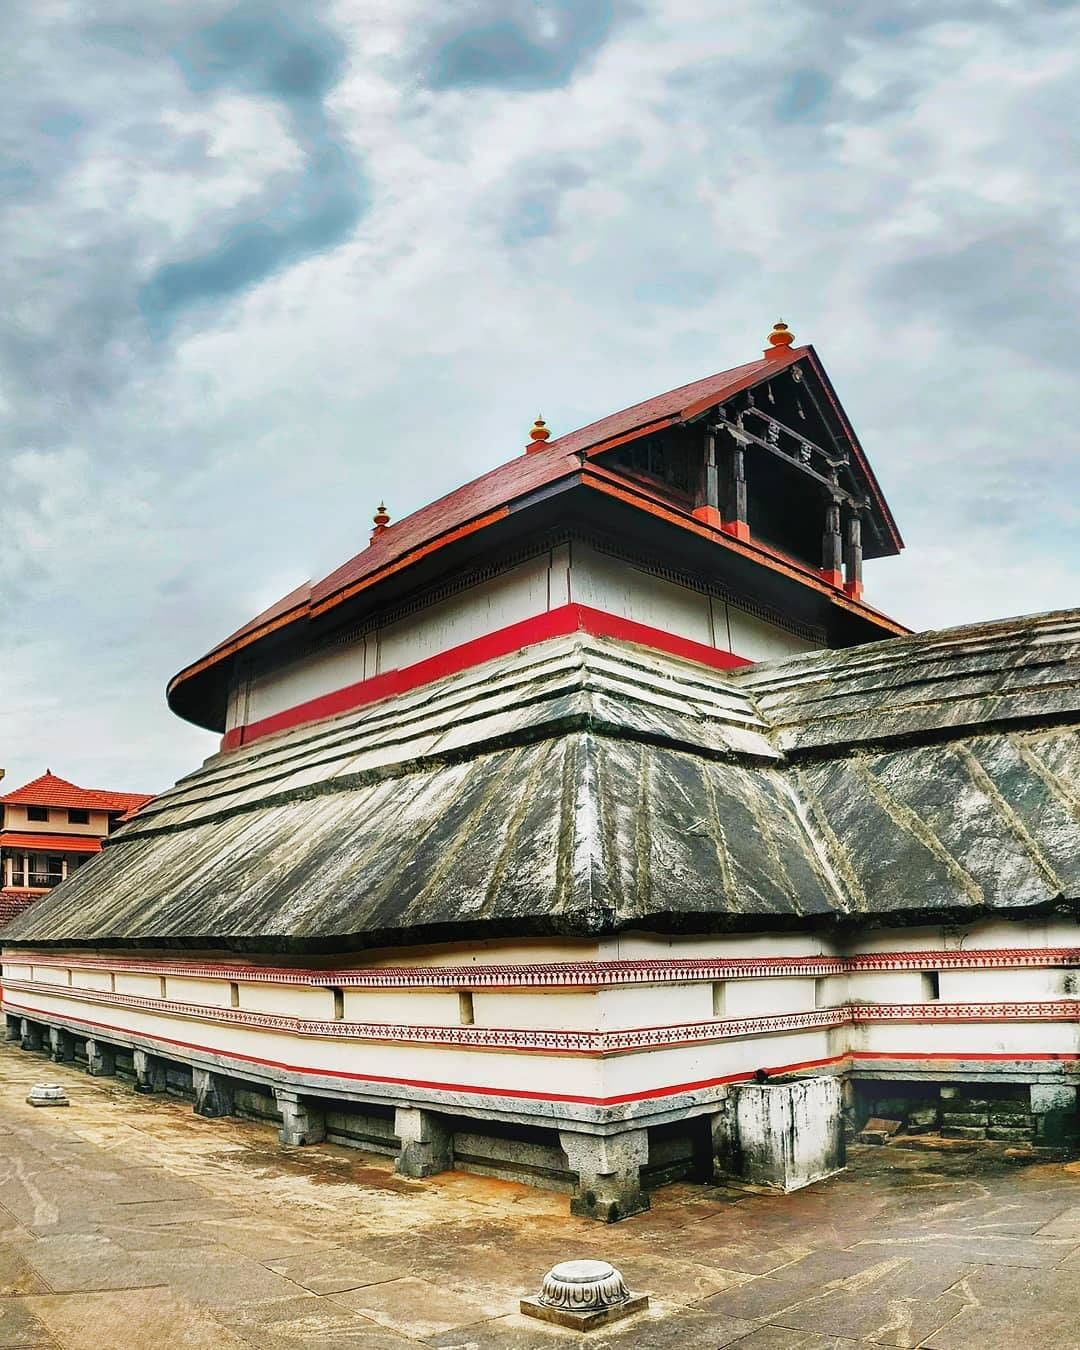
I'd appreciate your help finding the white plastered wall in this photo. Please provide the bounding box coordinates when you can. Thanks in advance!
[232,544,820,733]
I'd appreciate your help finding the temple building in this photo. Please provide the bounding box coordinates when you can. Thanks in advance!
[3,325,1078,1219]
[0,772,153,929]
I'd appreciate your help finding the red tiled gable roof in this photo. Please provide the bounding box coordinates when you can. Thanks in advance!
[314,351,811,608]
[169,342,904,713]
[0,832,102,854]
[0,771,153,814]
[192,348,809,665]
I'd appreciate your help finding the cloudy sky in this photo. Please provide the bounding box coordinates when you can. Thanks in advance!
[2,0,1078,797]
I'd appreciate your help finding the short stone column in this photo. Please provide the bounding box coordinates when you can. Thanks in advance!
[728,1078,844,1191]
[394,1107,452,1178]
[192,1067,235,1118]
[133,1049,167,1095]
[559,1128,650,1223]
[19,1019,43,1052]
[1031,1084,1079,1148]
[275,1089,326,1145]
[85,1039,115,1076]
[48,1028,75,1064]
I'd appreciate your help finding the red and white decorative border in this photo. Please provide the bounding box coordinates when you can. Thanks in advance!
[4,977,1077,1056]
[5,995,1076,1109]
[5,947,1078,989]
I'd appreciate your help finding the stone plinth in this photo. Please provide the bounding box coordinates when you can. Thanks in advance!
[560,1129,649,1223]
[26,1083,69,1108]
[521,1259,647,1331]
[730,1077,844,1191]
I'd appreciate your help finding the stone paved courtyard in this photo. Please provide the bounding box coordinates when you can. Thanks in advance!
[0,1043,1078,1348]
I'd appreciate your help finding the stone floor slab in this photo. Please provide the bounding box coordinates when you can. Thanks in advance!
[25,1287,253,1348]
[769,1289,968,1347]
[264,1248,405,1295]
[0,1299,53,1348]
[22,1233,166,1292]
[924,1304,1079,1350]
[329,1275,509,1339]
[132,1248,306,1307]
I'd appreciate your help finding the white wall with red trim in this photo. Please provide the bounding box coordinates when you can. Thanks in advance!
[4,916,1077,1126]
[228,543,817,741]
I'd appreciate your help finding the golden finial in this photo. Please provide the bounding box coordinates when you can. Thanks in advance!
[370,503,390,543]
[766,320,795,350]
[527,415,551,450]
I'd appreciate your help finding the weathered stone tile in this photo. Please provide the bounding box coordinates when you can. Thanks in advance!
[0,1243,50,1295]
[853,1233,1077,1268]
[191,1217,336,1261]
[264,1248,404,1295]
[726,1329,864,1349]
[0,1298,53,1348]
[132,1248,305,1307]
[924,1305,1079,1350]
[593,1303,755,1348]
[765,1247,894,1287]
[770,1290,967,1347]
[328,1276,508,1339]
[611,1252,749,1304]
[1035,1206,1080,1238]
[703,1276,814,1321]
[23,1233,164,1292]
[26,1287,252,1348]
[951,1262,1079,1307]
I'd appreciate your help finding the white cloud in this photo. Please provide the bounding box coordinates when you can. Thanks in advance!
[1,0,1077,795]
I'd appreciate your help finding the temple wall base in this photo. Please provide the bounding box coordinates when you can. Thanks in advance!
[394,1107,452,1178]
[560,1128,650,1223]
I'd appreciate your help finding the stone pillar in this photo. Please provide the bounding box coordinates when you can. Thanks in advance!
[48,1028,75,1063]
[192,1067,234,1118]
[559,1128,649,1223]
[708,1097,739,1181]
[85,1039,115,1076]
[394,1107,452,1178]
[1031,1084,1079,1148]
[275,1089,326,1146]
[19,1019,42,1052]
[133,1049,167,1095]
[841,1077,858,1140]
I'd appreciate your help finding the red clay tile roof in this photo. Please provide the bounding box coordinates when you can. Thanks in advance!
[0,772,154,814]
[0,832,102,854]
[193,349,810,665]
[0,891,42,927]
[168,342,903,712]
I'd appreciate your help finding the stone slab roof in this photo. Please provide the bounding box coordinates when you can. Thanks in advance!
[7,609,1079,952]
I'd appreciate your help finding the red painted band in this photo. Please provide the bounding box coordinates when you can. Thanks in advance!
[0,998,838,1105]
[6,1000,1076,1107]
[223,603,752,749]
[850,1050,1079,1063]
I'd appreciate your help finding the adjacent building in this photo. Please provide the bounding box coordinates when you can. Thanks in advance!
[0,772,153,928]
[3,325,1077,1219]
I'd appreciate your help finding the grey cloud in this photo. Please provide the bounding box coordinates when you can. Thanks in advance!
[141,2,366,331]
[873,224,1079,362]
[774,69,832,122]
[498,160,589,245]
[418,0,630,91]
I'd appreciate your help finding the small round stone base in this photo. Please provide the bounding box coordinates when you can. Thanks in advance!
[519,1293,649,1331]
[26,1084,69,1108]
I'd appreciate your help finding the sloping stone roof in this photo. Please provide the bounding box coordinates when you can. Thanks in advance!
[6,609,1079,952]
